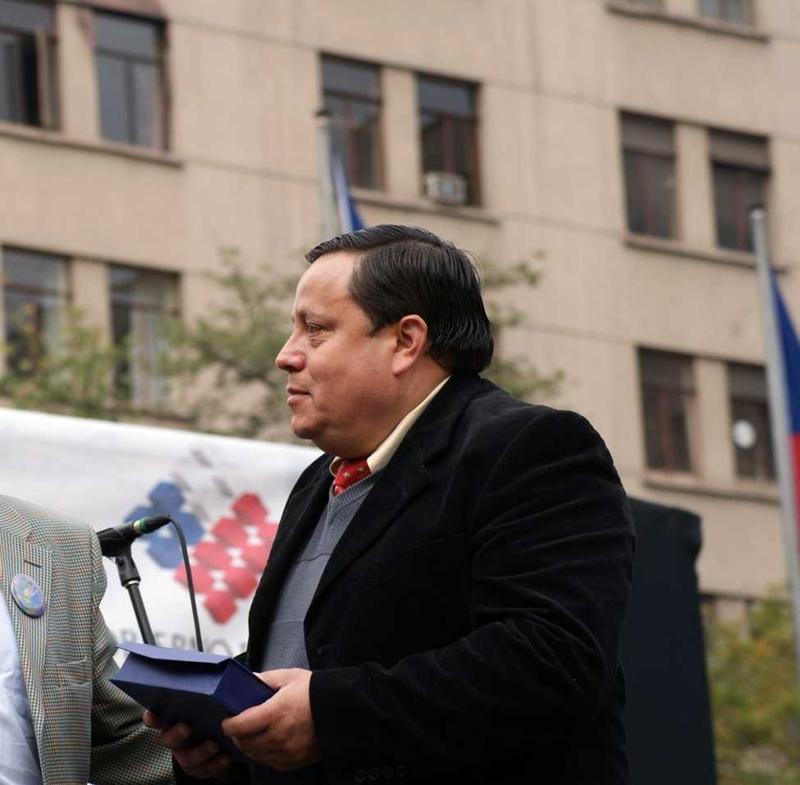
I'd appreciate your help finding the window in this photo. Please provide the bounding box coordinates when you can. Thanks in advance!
[0,0,57,127]
[711,131,768,253]
[699,0,752,25]
[95,11,165,148]
[1,248,67,372]
[639,349,695,472]
[622,114,676,239]
[728,363,775,481]
[110,265,177,408]
[322,56,381,190]
[417,74,479,205]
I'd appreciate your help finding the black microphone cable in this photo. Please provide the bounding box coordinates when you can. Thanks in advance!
[167,516,204,652]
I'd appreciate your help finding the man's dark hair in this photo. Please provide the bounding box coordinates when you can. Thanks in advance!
[306,225,494,373]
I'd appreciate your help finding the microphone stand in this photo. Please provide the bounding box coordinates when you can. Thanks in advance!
[105,539,156,645]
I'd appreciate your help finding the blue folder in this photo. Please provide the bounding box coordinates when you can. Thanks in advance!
[111,642,274,763]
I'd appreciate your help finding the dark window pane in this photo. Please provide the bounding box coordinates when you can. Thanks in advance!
[699,0,750,23]
[699,0,720,16]
[110,265,176,408]
[417,76,479,204]
[95,12,164,148]
[132,60,160,146]
[2,248,67,372]
[322,56,381,189]
[710,130,768,169]
[418,76,474,117]
[321,56,378,99]
[0,0,53,35]
[95,12,159,58]
[728,364,775,481]
[0,32,22,121]
[713,164,766,252]
[0,30,39,125]
[724,0,748,23]
[640,349,695,472]
[97,53,128,143]
[624,151,675,238]
[622,114,676,238]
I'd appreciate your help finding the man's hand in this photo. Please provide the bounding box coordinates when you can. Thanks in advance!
[222,668,320,771]
[143,710,233,781]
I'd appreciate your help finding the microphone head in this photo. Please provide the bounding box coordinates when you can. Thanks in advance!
[132,515,172,535]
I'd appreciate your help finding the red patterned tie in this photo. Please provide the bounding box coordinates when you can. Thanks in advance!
[333,458,370,496]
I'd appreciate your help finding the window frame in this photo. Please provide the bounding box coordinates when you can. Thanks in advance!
[727,362,775,482]
[698,0,754,26]
[621,113,677,240]
[321,55,383,190]
[1,246,70,372]
[709,129,769,253]
[417,73,481,206]
[94,9,168,149]
[639,348,696,473]
[0,0,58,128]
[108,263,178,409]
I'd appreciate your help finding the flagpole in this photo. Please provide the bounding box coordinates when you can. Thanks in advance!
[751,207,800,680]
[315,108,339,241]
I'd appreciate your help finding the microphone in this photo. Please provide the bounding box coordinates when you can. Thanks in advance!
[97,515,172,557]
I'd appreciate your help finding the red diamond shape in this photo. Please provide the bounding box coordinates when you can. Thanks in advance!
[224,567,258,598]
[233,494,269,526]
[242,542,271,572]
[193,541,231,570]
[175,563,213,593]
[204,590,237,624]
[212,516,248,548]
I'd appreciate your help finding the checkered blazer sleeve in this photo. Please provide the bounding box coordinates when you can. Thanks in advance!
[87,527,175,785]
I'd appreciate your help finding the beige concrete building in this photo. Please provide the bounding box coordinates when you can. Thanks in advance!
[0,0,797,611]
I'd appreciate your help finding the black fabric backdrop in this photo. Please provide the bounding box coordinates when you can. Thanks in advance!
[622,498,717,785]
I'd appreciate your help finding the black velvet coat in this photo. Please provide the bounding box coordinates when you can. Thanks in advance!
[238,373,634,784]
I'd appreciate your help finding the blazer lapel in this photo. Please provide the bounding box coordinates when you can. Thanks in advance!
[0,508,52,757]
[306,373,489,624]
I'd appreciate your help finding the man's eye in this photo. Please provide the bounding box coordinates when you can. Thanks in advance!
[306,324,322,335]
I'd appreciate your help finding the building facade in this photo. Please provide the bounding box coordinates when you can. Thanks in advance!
[0,0,797,613]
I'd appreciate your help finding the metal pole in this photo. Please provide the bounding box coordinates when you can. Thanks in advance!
[751,207,800,681]
[316,108,338,241]
[113,546,156,645]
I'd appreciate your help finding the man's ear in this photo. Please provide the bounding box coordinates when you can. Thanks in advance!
[391,315,429,375]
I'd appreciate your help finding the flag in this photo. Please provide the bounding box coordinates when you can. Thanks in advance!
[772,273,800,511]
[330,147,365,233]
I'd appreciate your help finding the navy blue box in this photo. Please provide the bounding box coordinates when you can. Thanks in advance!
[112,642,274,763]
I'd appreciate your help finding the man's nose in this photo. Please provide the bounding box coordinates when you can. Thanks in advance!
[275,336,304,372]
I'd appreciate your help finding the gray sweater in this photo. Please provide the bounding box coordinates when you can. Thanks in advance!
[260,472,379,671]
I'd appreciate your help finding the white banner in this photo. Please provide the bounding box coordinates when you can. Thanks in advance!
[0,408,318,656]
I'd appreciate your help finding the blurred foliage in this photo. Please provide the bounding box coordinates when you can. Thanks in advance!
[481,258,563,401]
[162,251,561,437]
[0,305,123,419]
[161,249,299,437]
[707,594,800,785]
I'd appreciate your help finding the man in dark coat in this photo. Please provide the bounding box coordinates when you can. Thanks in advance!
[151,225,635,784]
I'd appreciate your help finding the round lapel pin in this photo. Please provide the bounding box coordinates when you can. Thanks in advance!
[10,574,45,618]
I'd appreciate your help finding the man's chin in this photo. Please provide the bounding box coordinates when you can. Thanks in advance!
[290,418,317,442]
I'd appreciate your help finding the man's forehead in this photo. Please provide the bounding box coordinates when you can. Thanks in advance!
[296,252,357,295]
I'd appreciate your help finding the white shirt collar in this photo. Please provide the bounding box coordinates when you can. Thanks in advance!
[330,376,450,477]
